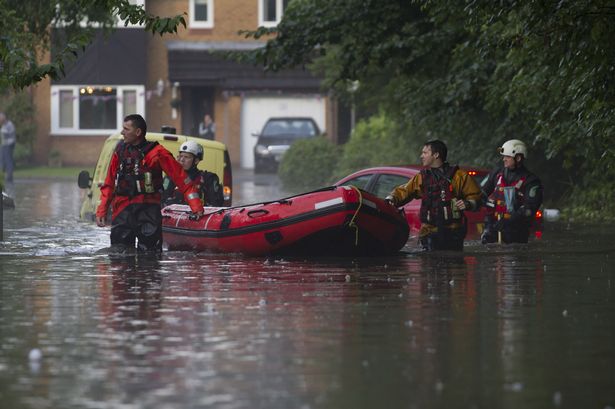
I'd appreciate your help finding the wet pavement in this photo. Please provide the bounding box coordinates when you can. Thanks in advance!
[0,172,614,409]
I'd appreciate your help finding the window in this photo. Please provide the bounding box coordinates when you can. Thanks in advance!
[262,118,317,138]
[79,87,117,129]
[341,175,373,192]
[373,174,410,198]
[59,90,74,128]
[51,85,145,135]
[190,0,214,29]
[259,0,289,27]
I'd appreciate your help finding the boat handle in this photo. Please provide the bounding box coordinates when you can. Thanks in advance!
[247,209,269,218]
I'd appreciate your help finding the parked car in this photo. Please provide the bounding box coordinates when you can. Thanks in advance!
[77,128,233,222]
[253,117,320,173]
[334,165,543,240]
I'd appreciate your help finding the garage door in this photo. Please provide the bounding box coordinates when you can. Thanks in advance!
[240,95,326,169]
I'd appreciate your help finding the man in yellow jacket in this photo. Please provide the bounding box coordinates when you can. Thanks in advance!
[386,140,481,251]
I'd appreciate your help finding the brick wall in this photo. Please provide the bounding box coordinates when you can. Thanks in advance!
[29,1,327,167]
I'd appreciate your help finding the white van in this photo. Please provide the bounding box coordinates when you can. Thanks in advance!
[77,130,232,221]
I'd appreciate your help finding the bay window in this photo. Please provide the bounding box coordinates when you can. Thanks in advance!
[51,85,145,134]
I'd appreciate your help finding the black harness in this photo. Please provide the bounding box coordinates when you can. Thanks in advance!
[419,164,461,225]
[114,141,162,197]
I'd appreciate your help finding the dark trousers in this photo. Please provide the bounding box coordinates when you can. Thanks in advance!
[481,220,530,244]
[420,226,466,251]
[110,203,162,253]
[1,143,15,183]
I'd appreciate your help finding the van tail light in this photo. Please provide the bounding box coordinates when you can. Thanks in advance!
[223,150,233,206]
[535,209,543,220]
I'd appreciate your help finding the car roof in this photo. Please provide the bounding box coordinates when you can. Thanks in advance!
[345,164,488,172]
[335,164,489,183]
[265,117,317,121]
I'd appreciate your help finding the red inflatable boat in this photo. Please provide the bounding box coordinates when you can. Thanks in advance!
[162,186,409,256]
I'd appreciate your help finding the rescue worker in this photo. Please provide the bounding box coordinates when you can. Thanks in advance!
[95,114,204,253]
[385,140,482,251]
[161,140,224,207]
[480,139,543,244]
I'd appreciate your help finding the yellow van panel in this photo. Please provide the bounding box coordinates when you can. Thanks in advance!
[79,132,229,221]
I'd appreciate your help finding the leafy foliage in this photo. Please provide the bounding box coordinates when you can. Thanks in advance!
[334,112,421,179]
[241,0,615,218]
[278,137,341,192]
[279,113,422,191]
[0,0,186,89]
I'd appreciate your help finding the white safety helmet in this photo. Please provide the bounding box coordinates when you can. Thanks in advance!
[498,139,527,158]
[179,140,203,160]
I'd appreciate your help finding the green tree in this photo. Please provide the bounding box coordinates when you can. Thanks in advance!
[240,0,615,217]
[0,0,186,89]
[335,112,420,179]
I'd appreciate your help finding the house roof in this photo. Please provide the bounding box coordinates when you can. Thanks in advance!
[166,41,322,91]
[52,29,146,85]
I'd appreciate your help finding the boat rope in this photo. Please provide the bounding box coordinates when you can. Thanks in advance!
[174,186,340,219]
[348,186,363,246]
[204,213,214,230]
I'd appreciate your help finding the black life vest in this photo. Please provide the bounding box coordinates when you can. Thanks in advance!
[419,165,461,225]
[490,170,527,218]
[114,141,163,197]
[163,168,224,207]
[193,171,224,206]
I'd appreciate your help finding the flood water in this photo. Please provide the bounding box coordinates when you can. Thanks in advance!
[1,176,614,409]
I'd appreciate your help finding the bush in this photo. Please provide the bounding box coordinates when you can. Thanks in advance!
[279,112,426,193]
[279,136,341,192]
[334,112,420,179]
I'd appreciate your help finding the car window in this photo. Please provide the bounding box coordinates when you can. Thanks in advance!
[262,119,317,138]
[477,175,489,187]
[289,120,317,136]
[340,174,373,191]
[465,170,489,188]
[373,174,410,198]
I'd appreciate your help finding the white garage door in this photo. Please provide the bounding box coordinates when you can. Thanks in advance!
[240,95,326,169]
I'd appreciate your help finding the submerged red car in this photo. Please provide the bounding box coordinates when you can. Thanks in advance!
[334,165,543,240]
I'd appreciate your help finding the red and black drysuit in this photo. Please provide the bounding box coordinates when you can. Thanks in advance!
[480,164,543,244]
[96,140,202,252]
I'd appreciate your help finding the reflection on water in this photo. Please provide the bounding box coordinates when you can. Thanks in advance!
[1,181,614,409]
[1,180,108,256]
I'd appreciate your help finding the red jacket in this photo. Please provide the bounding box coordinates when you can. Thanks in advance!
[96,142,203,220]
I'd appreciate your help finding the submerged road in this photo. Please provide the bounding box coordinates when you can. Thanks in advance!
[0,172,614,409]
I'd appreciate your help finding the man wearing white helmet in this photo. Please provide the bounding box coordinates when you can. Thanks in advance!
[480,139,543,244]
[162,140,224,207]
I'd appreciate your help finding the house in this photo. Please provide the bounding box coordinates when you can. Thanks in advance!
[30,0,350,168]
